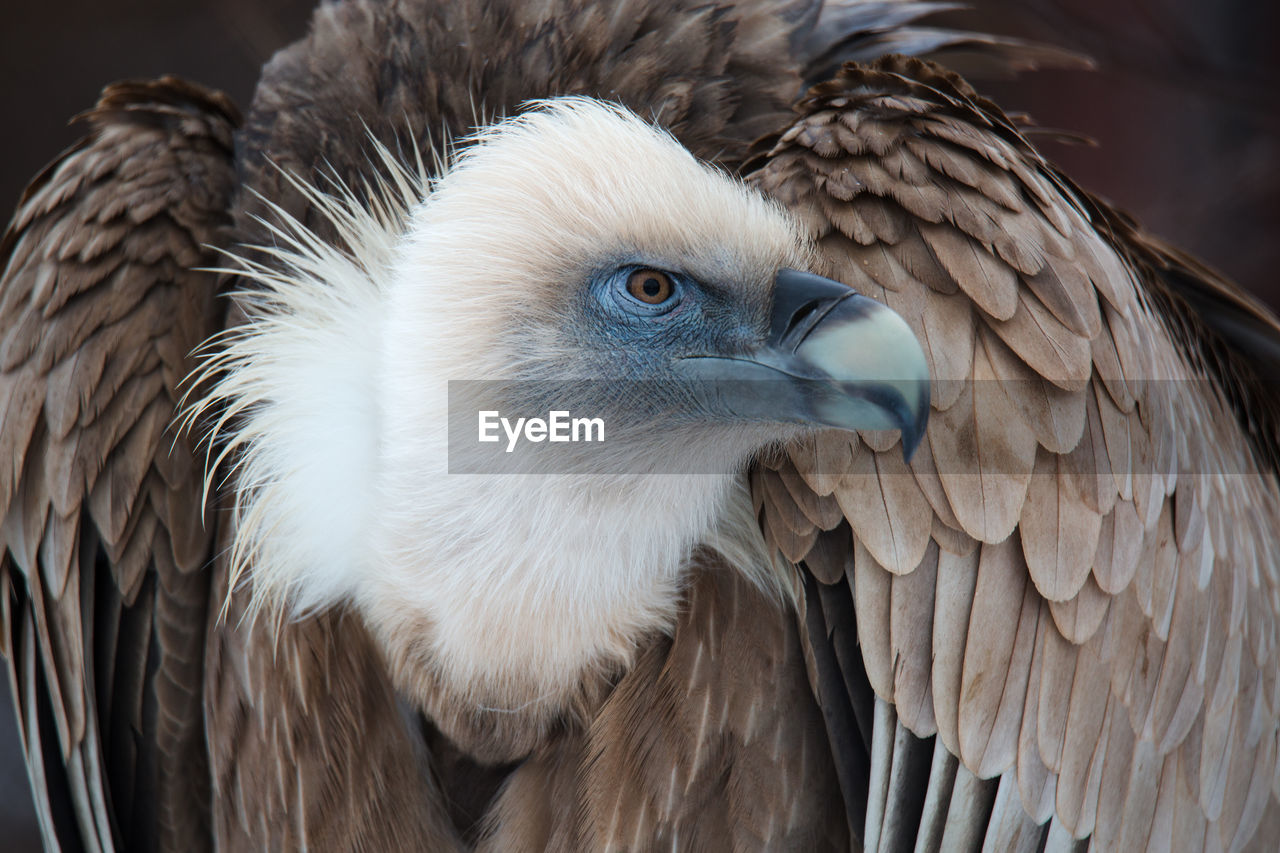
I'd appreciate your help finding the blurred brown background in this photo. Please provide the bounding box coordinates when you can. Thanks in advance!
[0,1,1277,849]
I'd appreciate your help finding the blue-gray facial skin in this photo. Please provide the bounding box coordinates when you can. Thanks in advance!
[506,261,932,460]
[583,262,767,377]
[491,260,764,429]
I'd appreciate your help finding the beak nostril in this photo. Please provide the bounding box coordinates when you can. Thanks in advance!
[779,296,847,352]
[779,301,820,346]
[770,268,861,351]
[784,302,820,335]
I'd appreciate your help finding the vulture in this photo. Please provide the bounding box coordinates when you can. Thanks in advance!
[3,1,1279,851]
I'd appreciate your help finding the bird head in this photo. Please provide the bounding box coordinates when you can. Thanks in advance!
[195,98,928,746]
[383,99,929,477]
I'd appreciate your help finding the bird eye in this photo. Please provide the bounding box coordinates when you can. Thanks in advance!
[626,269,675,305]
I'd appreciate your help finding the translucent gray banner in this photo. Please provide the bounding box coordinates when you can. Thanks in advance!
[445,379,1276,476]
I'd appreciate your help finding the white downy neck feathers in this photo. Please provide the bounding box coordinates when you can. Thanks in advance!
[189,98,802,716]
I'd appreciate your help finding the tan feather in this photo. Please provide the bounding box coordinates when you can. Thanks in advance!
[1021,446,1103,603]
[835,446,932,575]
[1024,248,1103,340]
[792,430,861,497]
[1037,619,1078,775]
[1114,740,1165,850]
[981,328,1087,455]
[1224,722,1276,852]
[1090,313,1137,413]
[931,545,982,757]
[776,460,845,530]
[908,434,966,533]
[888,227,961,295]
[762,467,818,537]
[802,523,854,585]
[1145,540,1211,752]
[854,539,895,699]
[1054,640,1112,837]
[1016,624,1058,823]
[985,288,1092,392]
[1146,748,1183,851]
[957,535,1038,777]
[1200,675,1238,821]
[1092,498,1145,595]
[931,341,1036,544]
[889,541,938,736]
[1147,503,1181,640]
[1090,684,1137,850]
[1063,384,1118,517]
[1048,574,1110,646]
[931,515,979,557]
[918,289,975,410]
[984,773,1047,852]
[208,571,465,851]
[919,222,1019,321]
[1095,381,1136,502]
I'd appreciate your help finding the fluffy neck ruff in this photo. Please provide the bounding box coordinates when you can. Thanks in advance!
[191,103,787,757]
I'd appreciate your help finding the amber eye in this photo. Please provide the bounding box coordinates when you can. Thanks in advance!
[626,269,675,305]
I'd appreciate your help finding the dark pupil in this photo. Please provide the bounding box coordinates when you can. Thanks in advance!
[642,277,663,298]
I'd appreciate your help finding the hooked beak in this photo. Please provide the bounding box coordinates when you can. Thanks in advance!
[676,269,931,459]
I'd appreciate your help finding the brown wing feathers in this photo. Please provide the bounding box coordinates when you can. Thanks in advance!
[749,55,1280,849]
[0,78,238,851]
[476,552,849,852]
[203,561,467,851]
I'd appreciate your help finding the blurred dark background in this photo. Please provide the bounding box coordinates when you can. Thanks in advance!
[961,0,1280,306]
[0,1,1277,849]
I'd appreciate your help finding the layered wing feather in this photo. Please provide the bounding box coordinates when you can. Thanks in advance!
[0,79,238,852]
[749,56,1280,851]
